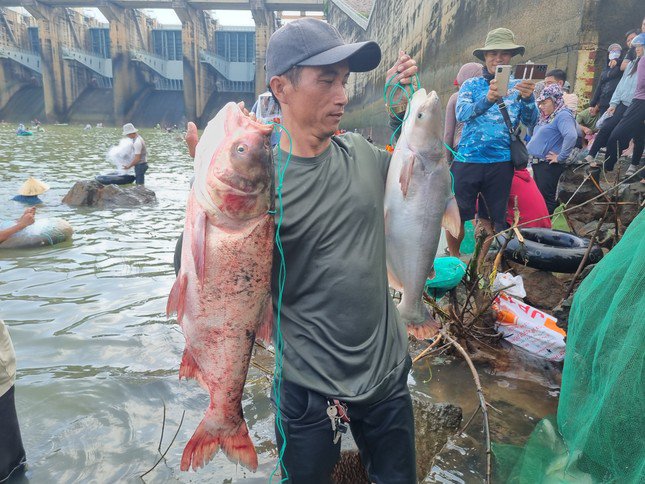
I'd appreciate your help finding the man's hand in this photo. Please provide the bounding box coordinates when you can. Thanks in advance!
[17,207,35,228]
[609,59,617,69]
[581,126,592,136]
[237,101,257,121]
[385,51,418,114]
[185,121,199,159]
[546,151,559,164]
[606,106,616,115]
[486,79,502,103]
[515,80,536,100]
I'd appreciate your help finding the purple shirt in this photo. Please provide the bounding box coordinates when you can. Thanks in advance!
[634,58,645,100]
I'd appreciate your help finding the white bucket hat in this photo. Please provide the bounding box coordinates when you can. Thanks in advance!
[122,123,138,136]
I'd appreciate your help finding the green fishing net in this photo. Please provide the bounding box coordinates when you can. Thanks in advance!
[494,209,645,483]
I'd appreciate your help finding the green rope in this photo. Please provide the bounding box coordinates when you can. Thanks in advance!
[383,72,421,147]
[268,121,292,483]
[383,72,459,194]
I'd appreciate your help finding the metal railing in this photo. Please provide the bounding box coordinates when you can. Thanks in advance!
[199,49,254,83]
[61,46,112,78]
[130,49,182,80]
[0,44,41,73]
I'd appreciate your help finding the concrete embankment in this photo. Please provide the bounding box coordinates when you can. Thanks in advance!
[330,0,642,143]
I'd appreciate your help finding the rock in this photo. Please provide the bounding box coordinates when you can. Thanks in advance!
[557,166,598,206]
[331,451,369,484]
[63,181,156,207]
[506,262,566,312]
[552,296,573,333]
[330,398,462,483]
[579,222,616,248]
[413,398,463,479]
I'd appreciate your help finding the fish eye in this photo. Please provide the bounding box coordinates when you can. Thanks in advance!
[236,145,246,153]
[417,112,425,119]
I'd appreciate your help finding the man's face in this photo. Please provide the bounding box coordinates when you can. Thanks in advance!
[626,33,636,47]
[127,133,137,139]
[483,50,513,75]
[279,61,350,140]
[544,76,564,88]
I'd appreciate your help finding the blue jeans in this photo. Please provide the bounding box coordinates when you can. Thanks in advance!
[273,371,416,483]
[134,163,148,185]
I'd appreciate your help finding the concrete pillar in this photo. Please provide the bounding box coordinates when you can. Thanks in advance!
[176,6,216,125]
[99,4,146,125]
[23,2,71,122]
[251,4,277,98]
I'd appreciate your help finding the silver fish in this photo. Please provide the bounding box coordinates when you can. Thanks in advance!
[384,89,461,339]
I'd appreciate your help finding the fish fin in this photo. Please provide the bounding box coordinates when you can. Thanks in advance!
[399,154,416,198]
[255,296,274,343]
[179,349,208,389]
[192,210,207,285]
[442,197,462,238]
[181,410,258,472]
[167,273,188,324]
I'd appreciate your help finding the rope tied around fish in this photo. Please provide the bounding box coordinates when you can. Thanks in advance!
[383,68,459,194]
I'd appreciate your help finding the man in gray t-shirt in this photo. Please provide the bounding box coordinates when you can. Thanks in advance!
[264,19,418,483]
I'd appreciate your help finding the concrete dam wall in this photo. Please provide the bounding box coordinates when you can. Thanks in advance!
[329,0,643,143]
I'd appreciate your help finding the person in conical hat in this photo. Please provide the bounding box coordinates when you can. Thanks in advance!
[12,178,49,205]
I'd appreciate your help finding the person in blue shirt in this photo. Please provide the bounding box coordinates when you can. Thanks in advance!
[11,178,49,205]
[527,84,578,214]
[448,28,538,260]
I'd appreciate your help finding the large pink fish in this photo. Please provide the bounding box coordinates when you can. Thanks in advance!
[167,103,274,472]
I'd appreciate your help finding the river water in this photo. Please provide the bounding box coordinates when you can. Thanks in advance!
[0,124,559,483]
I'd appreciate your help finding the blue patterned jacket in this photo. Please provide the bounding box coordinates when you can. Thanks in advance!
[456,76,538,163]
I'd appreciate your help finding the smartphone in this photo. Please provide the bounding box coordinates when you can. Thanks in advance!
[495,65,512,95]
[514,63,548,80]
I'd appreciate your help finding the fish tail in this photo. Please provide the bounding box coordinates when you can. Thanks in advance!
[220,421,258,471]
[180,410,258,472]
[398,296,440,340]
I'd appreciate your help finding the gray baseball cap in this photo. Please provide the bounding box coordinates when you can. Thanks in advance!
[265,18,381,86]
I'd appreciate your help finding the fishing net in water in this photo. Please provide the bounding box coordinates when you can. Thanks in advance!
[494,209,645,483]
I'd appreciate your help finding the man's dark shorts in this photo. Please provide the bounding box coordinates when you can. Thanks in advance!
[450,160,514,231]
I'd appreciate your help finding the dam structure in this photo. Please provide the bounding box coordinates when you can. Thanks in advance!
[0,0,641,132]
[0,0,324,126]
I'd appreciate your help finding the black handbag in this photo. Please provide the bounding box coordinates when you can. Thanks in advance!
[497,100,529,170]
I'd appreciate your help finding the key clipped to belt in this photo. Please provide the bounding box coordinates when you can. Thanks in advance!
[326,399,350,444]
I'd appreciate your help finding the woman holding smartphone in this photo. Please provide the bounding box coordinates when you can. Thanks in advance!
[527,84,578,214]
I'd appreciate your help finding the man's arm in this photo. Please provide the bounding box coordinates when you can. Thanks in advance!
[0,208,35,243]
[125,154,142,169]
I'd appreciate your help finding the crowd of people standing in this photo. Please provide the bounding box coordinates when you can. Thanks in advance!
[443,18,645,257]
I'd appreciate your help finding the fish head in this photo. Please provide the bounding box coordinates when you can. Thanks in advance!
[404,89,445,162]
[194,103,274,220]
